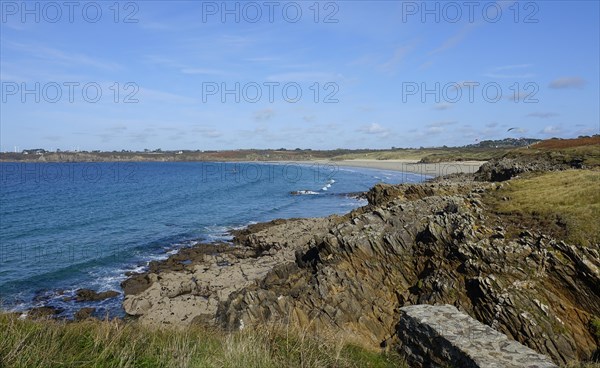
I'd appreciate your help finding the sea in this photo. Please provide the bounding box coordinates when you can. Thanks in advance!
[0,162,426,318]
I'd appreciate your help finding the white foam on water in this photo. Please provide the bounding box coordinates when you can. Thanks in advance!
[296,190,320,195]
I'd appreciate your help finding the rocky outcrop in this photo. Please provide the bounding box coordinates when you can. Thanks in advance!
[474,153,588,182]
[122,218,334,326]
[122,180,600,365]
[74,307,96,321]
[27,306,64,319]
[74,289,119,302]
[397,304,558,368]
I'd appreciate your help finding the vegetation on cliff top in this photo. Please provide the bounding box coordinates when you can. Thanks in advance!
[509,136,600,168]
[0,314,404,368]
[487,169,600,247]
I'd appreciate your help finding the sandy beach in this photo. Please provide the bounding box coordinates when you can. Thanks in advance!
[309,159,487,177]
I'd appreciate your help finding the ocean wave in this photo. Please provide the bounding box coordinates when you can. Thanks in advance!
[291,190,320,195]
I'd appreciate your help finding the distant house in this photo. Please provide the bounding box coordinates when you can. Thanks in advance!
[22,149,46,155]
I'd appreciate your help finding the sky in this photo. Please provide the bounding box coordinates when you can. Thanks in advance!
[1,0,599,151]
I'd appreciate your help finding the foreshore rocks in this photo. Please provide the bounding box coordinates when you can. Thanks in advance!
[122,178,599,365]
[27,306,65,319]
[74,289,119,302]
[122,218,334,326]
[74,307,96,321]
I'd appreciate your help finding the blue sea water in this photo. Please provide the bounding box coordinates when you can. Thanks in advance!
[0,162,426,317]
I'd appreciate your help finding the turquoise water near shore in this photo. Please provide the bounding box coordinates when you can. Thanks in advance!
[0,162,425,317]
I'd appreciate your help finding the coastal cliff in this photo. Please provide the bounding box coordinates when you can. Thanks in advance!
[122,168,600,365]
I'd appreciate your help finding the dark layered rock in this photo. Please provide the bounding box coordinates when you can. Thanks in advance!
[74,307,96,321]
[28,306,64,319]
[216,181,599,364]
[122,179,599,365]
[74,289,119,302]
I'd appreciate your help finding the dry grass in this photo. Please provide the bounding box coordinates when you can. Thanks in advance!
[487,170,600,247]
[510,138,600,167]
[0,314,405,368]
[533,136,600,149]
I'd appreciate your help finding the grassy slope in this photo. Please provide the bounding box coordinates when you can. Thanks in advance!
[0,314,404,368]
[486,169,600,247]
[509,137,600,167]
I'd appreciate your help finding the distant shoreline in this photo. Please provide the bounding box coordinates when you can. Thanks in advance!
[237,159,485,177]
[308,159,485,177]
[0,159,486,178]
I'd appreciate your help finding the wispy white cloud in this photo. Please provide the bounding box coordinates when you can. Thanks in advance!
[357,123,391,138]
[138,88,196,104]
[219,34,255,47]
[549,77,585,89]
[379,42,417,72]
[143,55,229,76]
[43,135,63,142]
[485,73,535,79]
[493,64,533,71]
[180,68,227,75]
[266,72,342,82]
[507,127,527,134]
[245,57,279,63]
[254,108,275,121]
[418,60,434,70]
[527,112,559,119]
[433,103,452,111]
[506,90,537,102]
[484,64,535,79]
[574,126,599,136]
[427,121,458,128]
[425,121,458,134]
[540,125,562,135]
[430,23,478,54]
[7,42,121,71]
[192,126,222,138]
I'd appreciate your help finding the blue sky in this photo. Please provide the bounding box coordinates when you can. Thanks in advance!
[1,0,598,151]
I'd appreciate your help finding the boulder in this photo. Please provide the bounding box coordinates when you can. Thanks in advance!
[75,289,119,302]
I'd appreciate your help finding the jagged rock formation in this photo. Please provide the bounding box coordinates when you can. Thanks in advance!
[123,180,599,365]
[397,304,558,368]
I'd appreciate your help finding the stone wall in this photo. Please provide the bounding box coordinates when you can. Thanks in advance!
[396,304,558,368]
